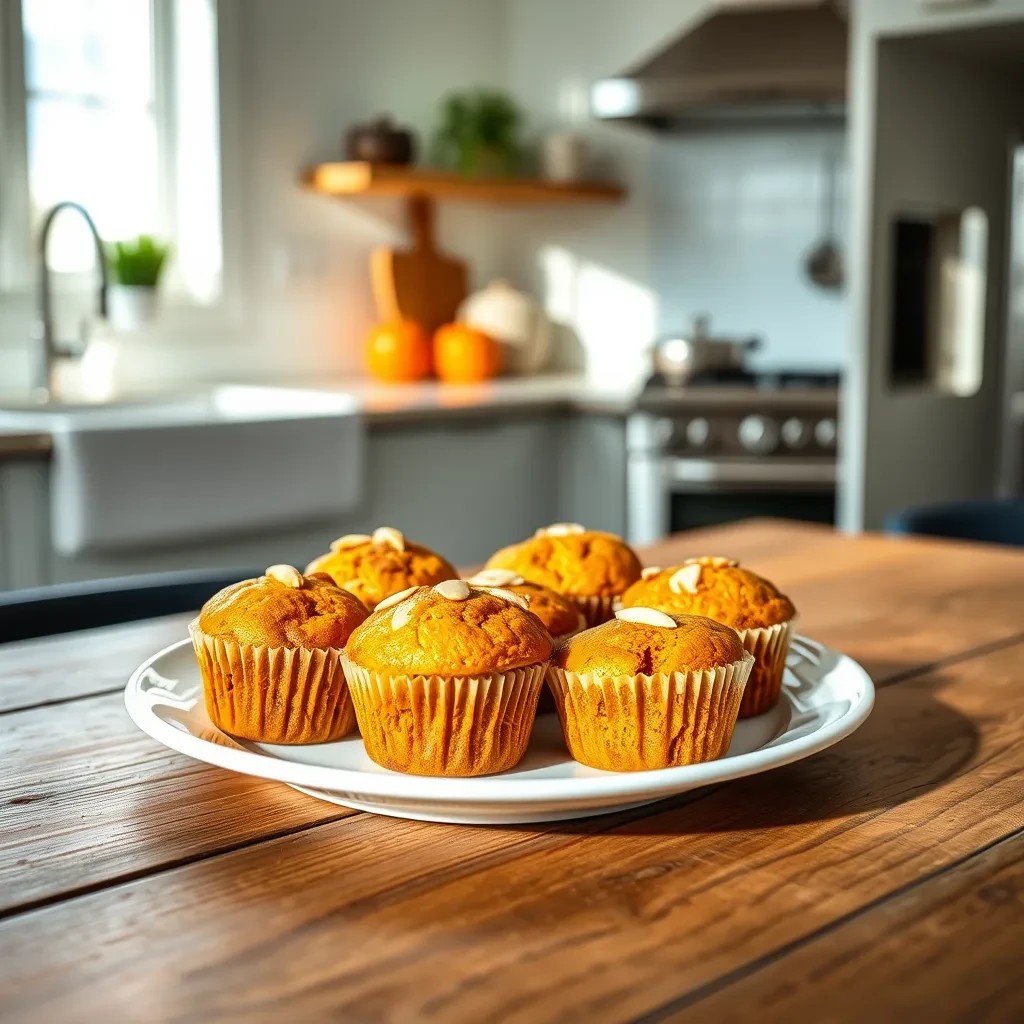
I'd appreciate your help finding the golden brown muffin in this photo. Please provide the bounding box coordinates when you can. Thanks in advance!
[553,610,747,676]
[547,606,753,772]
[305,527,456,609]
[466,568,584,639]
[485,523,642,625]
[620,557,794,629]
[620,557,796,717]
[198,569,368,649]
[190,565,369,744]
[343,580,553,776]
[466,567,584,715]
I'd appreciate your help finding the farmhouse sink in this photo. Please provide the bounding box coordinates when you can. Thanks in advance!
[0,386,364,556]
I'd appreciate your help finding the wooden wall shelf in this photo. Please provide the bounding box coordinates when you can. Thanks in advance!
[302,162,626,205]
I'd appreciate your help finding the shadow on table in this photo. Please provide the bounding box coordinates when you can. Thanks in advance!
[536,669,979,838]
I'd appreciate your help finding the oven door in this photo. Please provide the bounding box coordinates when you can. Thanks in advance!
[627,454,837,543]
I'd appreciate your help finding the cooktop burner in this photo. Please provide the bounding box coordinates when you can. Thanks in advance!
[643,369,842,391]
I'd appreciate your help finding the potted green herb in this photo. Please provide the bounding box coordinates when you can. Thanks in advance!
[106,235,171,331]
[432,90,522,177]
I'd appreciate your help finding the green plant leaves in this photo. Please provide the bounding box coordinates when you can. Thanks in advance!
[106,234,171,287]
[432,89,522,176]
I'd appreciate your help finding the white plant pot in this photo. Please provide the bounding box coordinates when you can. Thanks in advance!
[108,284,159,332]
[541,131,588,183]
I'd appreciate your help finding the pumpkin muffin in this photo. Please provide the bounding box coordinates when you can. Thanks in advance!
[190,565,368,744]
[620,557,796,717]
[342,580,553,776]
[485,523,642,626]
[467,567,586,714]
[305,527,456,609]
[548,607,754,772]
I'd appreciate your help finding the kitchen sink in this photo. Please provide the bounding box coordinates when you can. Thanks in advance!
[0,384,357,429]
[1,385,365,556]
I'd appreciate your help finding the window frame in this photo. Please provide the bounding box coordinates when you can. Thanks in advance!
[0,0,242,322]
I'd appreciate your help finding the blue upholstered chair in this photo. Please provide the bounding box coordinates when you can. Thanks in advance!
[884,498,1024,548]
[0,568,259,644]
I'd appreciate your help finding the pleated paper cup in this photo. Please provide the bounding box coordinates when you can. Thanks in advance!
[736,619,794,718]
[547,651,754,772]
[342,657,548,777]
[537,611,588,714]
[189,620,356,744]
[572,594,618,627]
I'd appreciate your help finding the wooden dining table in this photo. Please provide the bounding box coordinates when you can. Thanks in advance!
[2,519,1023,1022]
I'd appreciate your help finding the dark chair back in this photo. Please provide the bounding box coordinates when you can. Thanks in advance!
[0,568,259,644]
[884,498,1024,548]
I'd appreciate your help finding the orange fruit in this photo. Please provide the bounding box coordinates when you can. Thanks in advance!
[433,323,501,383]
[365,320,431,382]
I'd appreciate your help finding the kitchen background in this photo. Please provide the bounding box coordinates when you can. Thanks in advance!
[0,0,1022,592]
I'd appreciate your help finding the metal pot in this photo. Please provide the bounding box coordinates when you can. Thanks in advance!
[651,315,760,385]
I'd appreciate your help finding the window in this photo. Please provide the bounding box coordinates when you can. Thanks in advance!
[1,0,222,301]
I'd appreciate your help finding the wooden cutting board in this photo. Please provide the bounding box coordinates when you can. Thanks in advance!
[371,195,468,333]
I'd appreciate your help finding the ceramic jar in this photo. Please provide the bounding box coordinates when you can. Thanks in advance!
[457,280,551,375]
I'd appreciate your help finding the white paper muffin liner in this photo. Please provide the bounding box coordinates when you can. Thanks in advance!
[547,651,754,772]
[189,620,355,744]
[342,657,548,777]
[736,619,794,718]
[572,594,618,627]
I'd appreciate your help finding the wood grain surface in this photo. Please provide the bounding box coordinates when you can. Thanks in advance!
[0,613,191,714]
[1,520,1022,1023]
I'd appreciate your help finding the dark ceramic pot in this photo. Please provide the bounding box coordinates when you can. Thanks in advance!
[344,116,416,165]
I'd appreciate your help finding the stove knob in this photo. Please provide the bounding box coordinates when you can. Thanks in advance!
[738,414,779,455]
[684,417,711,450]
[781,417,810,450]
[815,418,838,449]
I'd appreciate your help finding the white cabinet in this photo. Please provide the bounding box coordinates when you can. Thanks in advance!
[0,414,628,590]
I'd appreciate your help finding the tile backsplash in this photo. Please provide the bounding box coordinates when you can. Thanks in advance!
[653,129,849,371]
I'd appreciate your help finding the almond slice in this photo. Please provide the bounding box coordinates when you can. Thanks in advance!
[391,602,415,630]
[265,564,303,588]
[372,526,406,551]
[483,586,530,609]
[641,566,663,580]
[376,585,418,611]
[535,522,585,538]
[615,606,677,629]
[467,568,526,587]
[329,533,371,552]
[434,579,471,601]
[683,555,738,568]
[669,563,703,594]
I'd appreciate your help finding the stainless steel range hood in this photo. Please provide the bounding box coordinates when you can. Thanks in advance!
[592,1,848,131]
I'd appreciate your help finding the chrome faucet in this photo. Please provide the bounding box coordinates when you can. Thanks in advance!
[34,201,109,401]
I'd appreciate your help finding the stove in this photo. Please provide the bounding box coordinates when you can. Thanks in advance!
[625,370,841,544]
[641,369,842,391]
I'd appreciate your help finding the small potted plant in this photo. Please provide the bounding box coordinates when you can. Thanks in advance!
[432,89,522,177]
[106,235,171,331]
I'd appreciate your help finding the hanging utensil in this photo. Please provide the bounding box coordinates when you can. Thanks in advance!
[805,149,845,291]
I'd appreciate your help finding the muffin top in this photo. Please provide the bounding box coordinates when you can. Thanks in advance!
[305,527,457,609]
[467,568,583,638]
[198,564,369,649]
[485,523,642,597]
[620,556,795,630]
[346,579,553,676]
[553,607,749,676]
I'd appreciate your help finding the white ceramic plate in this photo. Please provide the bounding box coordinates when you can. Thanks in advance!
[124,636,873,825]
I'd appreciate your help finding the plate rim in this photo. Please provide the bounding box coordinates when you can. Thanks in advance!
[124,636,874,805]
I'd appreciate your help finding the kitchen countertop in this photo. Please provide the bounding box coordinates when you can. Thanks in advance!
[323,372,639,424]
[0,374,640,457]
[2,519,1022,1020]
